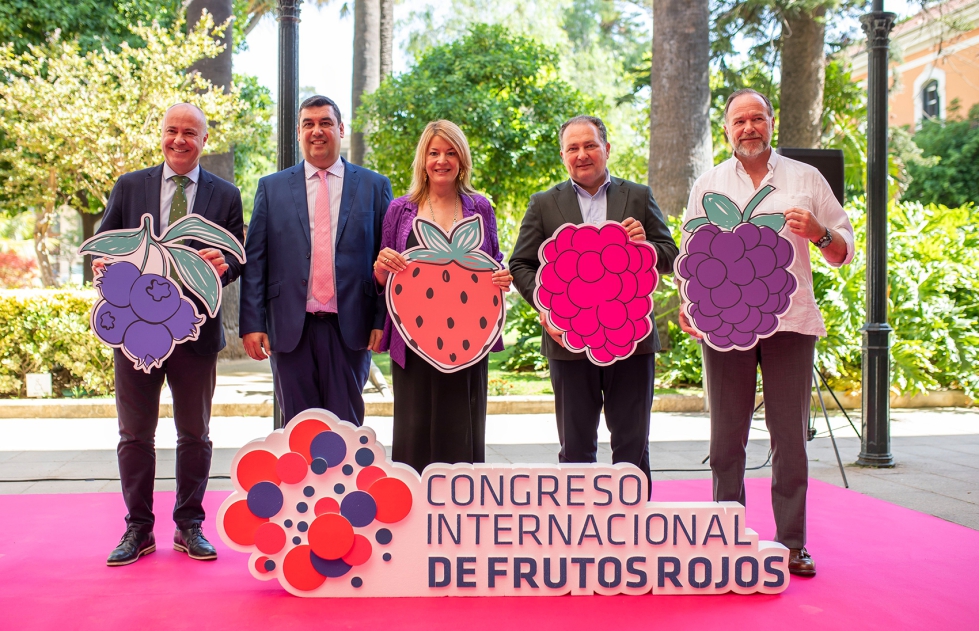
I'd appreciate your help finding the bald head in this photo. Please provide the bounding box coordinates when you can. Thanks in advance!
[161,103,209,175]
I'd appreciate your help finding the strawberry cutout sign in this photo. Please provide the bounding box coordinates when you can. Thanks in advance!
[674,185,799,352]
[534,222,658,366]
[385,215,506,373]
[79,213,245,372]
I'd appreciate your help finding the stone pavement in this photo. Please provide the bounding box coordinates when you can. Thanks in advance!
[1,401,977,531]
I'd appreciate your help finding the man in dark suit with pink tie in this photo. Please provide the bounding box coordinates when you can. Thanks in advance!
[240,95,393,426]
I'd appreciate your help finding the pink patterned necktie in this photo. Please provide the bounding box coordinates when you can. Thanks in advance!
[310,170,335,305]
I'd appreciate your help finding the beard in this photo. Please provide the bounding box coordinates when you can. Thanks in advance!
[732,134,771,158]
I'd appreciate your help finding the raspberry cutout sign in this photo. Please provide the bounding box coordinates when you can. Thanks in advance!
[385,215,506,373]
[79,213,245,372]
[534,222,658,366]
[675,185,799,352]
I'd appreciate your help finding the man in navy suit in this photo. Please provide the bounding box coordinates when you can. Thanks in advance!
[98,103,244,566]
[240,95,393,426]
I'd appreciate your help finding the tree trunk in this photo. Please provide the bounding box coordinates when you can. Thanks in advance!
[188,0,248,360]
[77,205,103,284]
[35,211,58,288]
[349,0,382,166]
[380,0,394,78]
[778,7,826,149]
[649,0,712,350]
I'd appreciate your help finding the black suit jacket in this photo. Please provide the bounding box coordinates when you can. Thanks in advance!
[98,164,245,355]
[239,159,393,353]
[509,177,678,361]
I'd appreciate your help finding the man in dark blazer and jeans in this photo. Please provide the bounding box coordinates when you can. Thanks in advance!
[510,115,678,493]
[239,95,392,426]
[98,103,244,566]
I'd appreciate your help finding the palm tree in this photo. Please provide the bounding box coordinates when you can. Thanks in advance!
[648,0,713,217]
[188,0,247,359]
[350,0,382,165]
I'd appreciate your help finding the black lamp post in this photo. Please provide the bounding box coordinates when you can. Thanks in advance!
[273,0,302,429]
[858,0,895,467]
[276,0,303,171]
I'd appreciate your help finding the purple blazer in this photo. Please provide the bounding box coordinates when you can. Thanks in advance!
[378,193,506,368]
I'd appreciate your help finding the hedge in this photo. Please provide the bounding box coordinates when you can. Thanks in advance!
[0,289,114,397]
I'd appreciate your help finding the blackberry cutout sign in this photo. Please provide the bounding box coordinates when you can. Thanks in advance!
[675,186,799,352]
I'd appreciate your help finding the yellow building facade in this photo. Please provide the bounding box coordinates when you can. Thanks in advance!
[851,0,979,127]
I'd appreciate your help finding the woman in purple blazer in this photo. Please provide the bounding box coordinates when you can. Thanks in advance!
[372,121,512,473]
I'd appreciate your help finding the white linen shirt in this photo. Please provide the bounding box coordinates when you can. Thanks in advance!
[683,151,855,337]
[160,163,200,231]
[304,158,345,313]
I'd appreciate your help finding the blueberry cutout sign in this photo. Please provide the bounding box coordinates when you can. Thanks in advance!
[385,215,506,373]
[534,222,658,366]
[675,185,799,352]
[79,213,245,372]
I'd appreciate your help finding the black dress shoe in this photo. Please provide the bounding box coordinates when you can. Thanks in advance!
[788,547,816,577]
[107,526,156,567]
[173,524,217,561]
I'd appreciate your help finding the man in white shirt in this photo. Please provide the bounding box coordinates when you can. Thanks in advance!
[679,89,855,577]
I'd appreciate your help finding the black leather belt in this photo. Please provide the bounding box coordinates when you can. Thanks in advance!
[309,311,338,320]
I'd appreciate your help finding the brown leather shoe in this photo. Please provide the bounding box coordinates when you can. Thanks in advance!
[788,547,816,577]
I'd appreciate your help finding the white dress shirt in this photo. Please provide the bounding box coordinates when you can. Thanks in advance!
[683,151,855,337]
[160,163,200,231]
[304,158,345,313]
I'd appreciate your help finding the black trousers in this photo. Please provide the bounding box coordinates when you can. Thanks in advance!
[114,344,216,533]
[703,331,816,549]
[390,349,488,474]
[549,352,656,492]
[270,313,371,426]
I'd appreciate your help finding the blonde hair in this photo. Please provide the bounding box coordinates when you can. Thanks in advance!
[407,120,479,205]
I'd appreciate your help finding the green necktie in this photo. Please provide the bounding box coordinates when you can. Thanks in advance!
[170,175,189,224]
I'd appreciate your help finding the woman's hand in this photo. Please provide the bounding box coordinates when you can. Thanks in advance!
[374,248,408,283]
[492,267,513,292]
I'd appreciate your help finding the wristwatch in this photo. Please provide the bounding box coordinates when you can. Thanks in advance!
[814,228,832,249]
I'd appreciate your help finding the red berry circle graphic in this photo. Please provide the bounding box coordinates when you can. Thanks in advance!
[237,449,280,490]
[369,477,412,523]
[308,513,355,560]
[223,499,268,546]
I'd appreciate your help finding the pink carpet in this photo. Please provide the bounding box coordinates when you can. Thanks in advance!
[1,478,975,630]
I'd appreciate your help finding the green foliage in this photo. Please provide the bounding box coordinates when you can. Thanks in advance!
[0,289,114,397]
[0,0,182,54]
[356,24,589,251]
[903,104,979,208]
[501,297,548,372]
[814,198,979,398]
[232,72,275,220]
[655,321,704,388]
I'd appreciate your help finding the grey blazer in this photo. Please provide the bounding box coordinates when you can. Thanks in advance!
[509,177,678,361]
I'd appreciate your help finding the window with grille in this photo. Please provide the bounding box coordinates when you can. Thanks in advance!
[923,80,940,119]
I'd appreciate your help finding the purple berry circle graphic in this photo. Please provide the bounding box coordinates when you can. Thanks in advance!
[122,321,174,367]
[97,262,141,308]
[310,431,347,467]
[247,481,284,518]
[129,274,181,323]
[310,551,352,578]
[340,491,377,528]
[163,298,201,341]
[93,301,140,346]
